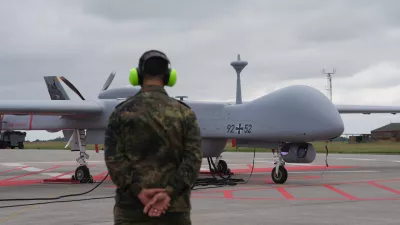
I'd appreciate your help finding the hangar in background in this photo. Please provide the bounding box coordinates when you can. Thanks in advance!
[371,123,400,142]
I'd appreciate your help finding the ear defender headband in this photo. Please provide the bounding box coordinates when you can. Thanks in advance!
[129,50,177,87]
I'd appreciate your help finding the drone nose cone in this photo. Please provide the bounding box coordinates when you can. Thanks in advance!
[313,99,344,139]
[288,85,344,139]
[250,85,344,141]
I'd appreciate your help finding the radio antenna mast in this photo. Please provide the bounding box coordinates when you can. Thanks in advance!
[322,68,336,101]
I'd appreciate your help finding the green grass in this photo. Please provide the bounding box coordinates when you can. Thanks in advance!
[225,141,400,154]
[23,142,104,150]
[22,141,400,154]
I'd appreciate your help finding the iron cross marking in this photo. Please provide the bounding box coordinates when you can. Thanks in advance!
[235,123,244,134]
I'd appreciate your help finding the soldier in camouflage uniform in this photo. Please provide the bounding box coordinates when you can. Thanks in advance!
[104,50,203,224]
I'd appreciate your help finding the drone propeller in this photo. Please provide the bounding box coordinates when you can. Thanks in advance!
[59,76,85,100]
[101,72,115,91]
[59,72,116,100]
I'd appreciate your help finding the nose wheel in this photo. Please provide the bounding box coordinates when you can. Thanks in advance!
[271,166,288,184]
[72,165,93,183]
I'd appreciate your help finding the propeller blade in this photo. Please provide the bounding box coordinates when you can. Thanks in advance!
[59,76,85,100]
[101,72,116,91]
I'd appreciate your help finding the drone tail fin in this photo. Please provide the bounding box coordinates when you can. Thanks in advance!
[43,76,70,100]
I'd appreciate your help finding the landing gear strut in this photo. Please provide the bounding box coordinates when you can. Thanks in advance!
[271,143,288,184]
[67,129,93,183]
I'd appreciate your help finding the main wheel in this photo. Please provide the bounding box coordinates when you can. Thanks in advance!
[75,165,91,183]
[271,166,288,184]
[217,160,228,174]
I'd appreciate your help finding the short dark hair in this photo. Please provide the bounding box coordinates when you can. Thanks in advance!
[143,57,169,76]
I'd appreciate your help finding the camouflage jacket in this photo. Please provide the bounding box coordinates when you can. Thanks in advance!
[104,85,203,212]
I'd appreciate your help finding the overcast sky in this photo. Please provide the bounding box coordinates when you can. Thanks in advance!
[1,0,400,141]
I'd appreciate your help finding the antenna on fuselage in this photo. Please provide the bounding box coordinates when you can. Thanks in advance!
[175,96,188,101]
[322,68,336,101]
[230,54,248,104]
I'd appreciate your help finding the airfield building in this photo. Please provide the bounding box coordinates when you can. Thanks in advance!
[370,123,400,142]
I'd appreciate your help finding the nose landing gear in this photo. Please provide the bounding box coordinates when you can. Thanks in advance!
[72,165,93,183]
[271,143,288,184]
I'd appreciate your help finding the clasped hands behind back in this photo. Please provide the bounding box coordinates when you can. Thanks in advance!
[137,188,171,217]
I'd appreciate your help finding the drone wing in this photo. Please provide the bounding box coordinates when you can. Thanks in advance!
[336,104,400,114]
[0,100,103,116]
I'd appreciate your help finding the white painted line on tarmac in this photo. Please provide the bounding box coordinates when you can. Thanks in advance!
[333,157,378,161]
[22,167,42,172]
[286,163,316,166]
[254,158,274,160]
[0,163,64,177]
[254,160,274,163]
[1,163,25,167]
[42,172,63,177]
[333,157,400,163]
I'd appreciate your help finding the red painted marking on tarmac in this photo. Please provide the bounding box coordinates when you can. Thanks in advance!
[49,165,97,180]
[304,175,322,179]
[93,171,110,181]
[252,175,323,182]
[221,197,283,201]
[0,166,29,175]
[228,197,345,201]
[320,178,400,187]
[51,171,75,179]
[190,178,400,195]
[42,178,80,184]
[102,180,400,202]
[276,187,295,200]
[373,180,400,183]
[191,195,226,199]
[3,165,61,181]
[0,180,41,186]
[323,184,358,200]
[210,165,355,174]
[201,165,355,175]
[291,198,345,201]
[223,190,233,198]
[369,182,400,195]
[354,198,400,201]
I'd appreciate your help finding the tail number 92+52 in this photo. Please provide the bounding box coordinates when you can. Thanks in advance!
[226,123,252,134]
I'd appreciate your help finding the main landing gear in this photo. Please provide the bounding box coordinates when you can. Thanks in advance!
[212,155,232,175]
[67,129,93,183]
[271,143,288,184]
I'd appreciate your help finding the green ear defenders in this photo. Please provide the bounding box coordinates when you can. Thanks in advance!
[129,50,177,87]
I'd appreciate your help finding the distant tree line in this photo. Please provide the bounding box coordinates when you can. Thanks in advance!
[27,136,67,142]
[332,136,349,142]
